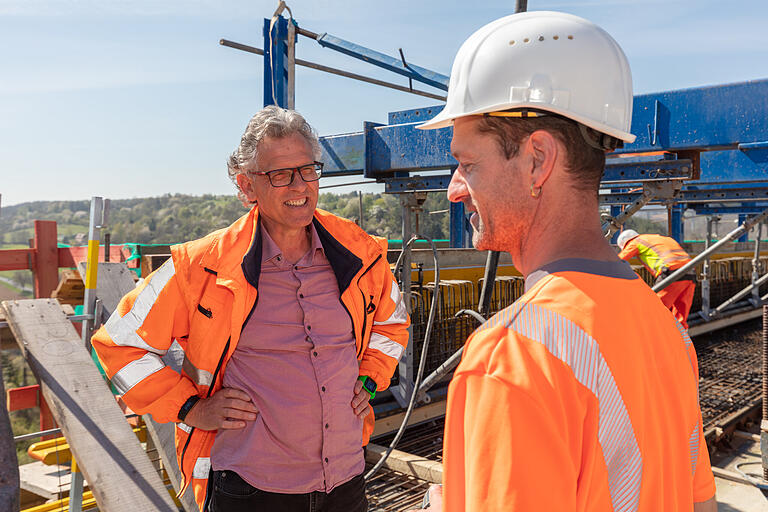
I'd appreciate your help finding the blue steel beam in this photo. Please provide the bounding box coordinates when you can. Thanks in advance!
[263,17,291,107]
[688,204,768,215]
[315,33,449,91]
[617,79,768,153]
[600,187,768,205]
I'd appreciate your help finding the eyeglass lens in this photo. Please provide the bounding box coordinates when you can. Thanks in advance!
[269,164,322,186]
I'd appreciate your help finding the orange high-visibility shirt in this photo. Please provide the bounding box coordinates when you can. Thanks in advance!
[443,259,714,512]
[618,233,691,278]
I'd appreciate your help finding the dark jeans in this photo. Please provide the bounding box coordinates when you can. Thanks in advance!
[209,470,368,512]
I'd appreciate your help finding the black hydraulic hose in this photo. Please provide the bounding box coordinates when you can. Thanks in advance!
[365,235,440,480]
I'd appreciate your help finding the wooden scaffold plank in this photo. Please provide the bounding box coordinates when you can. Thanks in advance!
[1,298,177,512]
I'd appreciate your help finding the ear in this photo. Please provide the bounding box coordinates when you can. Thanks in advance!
[525,130,559,189]
[236,173,259,204]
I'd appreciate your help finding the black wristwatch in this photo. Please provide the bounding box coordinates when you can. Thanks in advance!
[358,376,377,399]
[178,395,200,422]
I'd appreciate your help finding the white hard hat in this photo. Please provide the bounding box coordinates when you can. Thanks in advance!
[617,229,639,249]
[418,11,636,144]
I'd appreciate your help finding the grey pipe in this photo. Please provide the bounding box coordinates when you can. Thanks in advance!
[653,208,768,292]
[713,272,768,316]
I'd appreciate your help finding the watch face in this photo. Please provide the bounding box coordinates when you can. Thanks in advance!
[363,378,377,393]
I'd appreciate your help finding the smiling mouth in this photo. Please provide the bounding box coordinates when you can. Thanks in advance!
[284,198,308,207]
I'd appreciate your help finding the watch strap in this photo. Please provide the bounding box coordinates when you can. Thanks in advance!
[178,395,200,422]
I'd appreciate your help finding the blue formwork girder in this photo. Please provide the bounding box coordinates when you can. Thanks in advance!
[600,186,768,206]
[315,34,450,91]
[617,79,768,154]
[318,79,768,183]
[688,204,768,215]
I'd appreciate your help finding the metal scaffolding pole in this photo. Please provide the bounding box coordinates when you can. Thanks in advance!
[653,208,768,293]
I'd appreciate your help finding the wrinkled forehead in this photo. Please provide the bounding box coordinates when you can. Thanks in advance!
[253,133,315,170]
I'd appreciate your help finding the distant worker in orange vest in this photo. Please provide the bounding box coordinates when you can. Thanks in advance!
[413,11,716,512]
[617,229,696,329]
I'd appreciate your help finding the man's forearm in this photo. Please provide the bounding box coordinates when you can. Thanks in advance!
[693,496,717,512]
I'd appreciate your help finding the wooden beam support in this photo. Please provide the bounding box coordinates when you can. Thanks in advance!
[57,246,129,270]
[366,443,442,483]
[0,248,33,271]
[1,298,177,511]
[32,221,58,299]
[372,399,446,438]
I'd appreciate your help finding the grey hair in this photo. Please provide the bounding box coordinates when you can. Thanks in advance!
[227,105,322,205]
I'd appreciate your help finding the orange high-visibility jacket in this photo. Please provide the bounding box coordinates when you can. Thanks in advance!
[618,233,691,278]
[91,207,410,509]
[443,260,715,511]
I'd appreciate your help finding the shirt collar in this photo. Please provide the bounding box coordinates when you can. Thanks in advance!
[524,258,638,292]
[259,222,325,266]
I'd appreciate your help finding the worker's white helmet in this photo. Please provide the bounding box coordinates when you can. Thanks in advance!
[418,11,636,145]
[617,229,639,249]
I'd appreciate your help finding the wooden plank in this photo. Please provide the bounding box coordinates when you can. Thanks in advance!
[0,248,33,271]
[33,221,59,299]
[141,254,171,277]
[58,246,127,269]
[372,399,446,438]
[0,356,20,512]
[76,262,137,321]
[144,417,197,512]
[51,269,85,307]
[2,304,75,351]
[366,443,443,483]
[1,298,176,511]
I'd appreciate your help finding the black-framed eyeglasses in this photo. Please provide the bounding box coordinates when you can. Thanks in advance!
[248,161,324,187]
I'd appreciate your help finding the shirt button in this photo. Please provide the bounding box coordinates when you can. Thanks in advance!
[294,265,299,270]
[299,293,304,298]
[307,325,312,331]
[306,336,312,342]
[276,256,281,261]
[324,457,329,463]
[321,386,326,392]
[313,351,318,357]
[325,423,329,429]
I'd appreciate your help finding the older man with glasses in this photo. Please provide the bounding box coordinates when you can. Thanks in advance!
[92,105,410,512]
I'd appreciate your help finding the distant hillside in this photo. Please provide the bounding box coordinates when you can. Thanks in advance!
[0,192,449,248]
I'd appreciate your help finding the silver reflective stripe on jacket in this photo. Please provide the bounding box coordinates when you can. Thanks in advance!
[478,302,643,512]
[373,280,408,326]
[183,356,214,387]
[103,259,176,354]
[193,457,210,479]
[111,352,165,394]
[367,332,404,360]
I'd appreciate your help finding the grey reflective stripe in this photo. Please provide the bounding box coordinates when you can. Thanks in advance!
[182,356,213,387]
[103,259,176,355]
[478,302,642,512]
[368,332,405,360]
[193,457,210,479]
[674,319,702,477]
[111,352,165,394]
[689,424,699,476]
[177,422,192,434]
[374,280,408,326]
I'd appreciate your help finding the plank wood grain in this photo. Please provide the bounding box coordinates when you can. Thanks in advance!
[1,298,176,511]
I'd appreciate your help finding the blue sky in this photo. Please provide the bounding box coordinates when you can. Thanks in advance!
[1,0,766,206]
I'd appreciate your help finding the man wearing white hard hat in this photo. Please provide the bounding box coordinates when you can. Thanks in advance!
[617,229,696,328]
[415,11,716,512]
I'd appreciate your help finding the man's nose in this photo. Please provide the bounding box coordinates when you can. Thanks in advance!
[446,170,468,203]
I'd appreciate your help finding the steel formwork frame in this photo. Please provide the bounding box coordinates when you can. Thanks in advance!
[220,11,768,403]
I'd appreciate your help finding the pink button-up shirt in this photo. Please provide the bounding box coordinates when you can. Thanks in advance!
[210,223,364,493]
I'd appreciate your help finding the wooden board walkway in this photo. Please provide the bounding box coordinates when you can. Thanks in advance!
[1,298,177,511]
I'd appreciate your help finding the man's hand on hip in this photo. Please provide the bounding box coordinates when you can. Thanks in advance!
[184,387,259,431]
[351,379,371,419]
